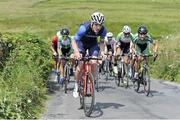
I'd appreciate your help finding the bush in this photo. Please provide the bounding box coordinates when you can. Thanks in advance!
[0,33,51,119]
[151,35,180,82]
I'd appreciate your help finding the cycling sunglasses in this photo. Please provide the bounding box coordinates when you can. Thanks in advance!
[124,32,130,35]
[93,23,103,27]
[138,33,147,35]
[62,35,68,38]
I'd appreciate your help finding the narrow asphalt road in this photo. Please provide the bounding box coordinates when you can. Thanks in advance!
[41,72,180,119]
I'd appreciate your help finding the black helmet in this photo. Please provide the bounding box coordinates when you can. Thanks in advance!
[138,25,148,34]
[61,28,69,35]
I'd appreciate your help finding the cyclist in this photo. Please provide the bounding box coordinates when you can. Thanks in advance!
[72,11,107,98]
[101,32,116,75]
[57,28,74,82]
[132,25,158,79]
[114,25,134,75]
[51,30,61,72]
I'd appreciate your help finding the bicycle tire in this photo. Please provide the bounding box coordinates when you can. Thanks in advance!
[122,62,129,88]
[105,60,109,81]
[120,61,125,87]
[133,72,140,92]
[142,68,150,96]
[115,74,120,87]
[95,65,99,92]
[64,64,69,94]
[83,72,95,117]
[125,64,132,88]
[79,73,84,109]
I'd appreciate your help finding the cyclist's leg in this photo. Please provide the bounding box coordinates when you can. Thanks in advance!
[53,55,59,73]
[89,44,99,81]
[134,45,141,79]
[73,41,85,98]
[113,46,121,74]
[108,50,113,74]
[142,47,150,64]
[53,55,58,71]
[116,46,121,60]
[68,49,74,75]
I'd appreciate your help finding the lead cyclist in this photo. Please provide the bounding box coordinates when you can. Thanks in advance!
[72,12,107,98]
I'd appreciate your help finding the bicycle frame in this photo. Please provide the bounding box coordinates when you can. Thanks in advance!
[81,60,93,96]
[77,56,101,117]
[133,54,157,96]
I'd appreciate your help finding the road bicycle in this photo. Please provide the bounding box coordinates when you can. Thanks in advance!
[115,53,132,88]
[133,54,158,96]
[103,53,113,81]
[77,56,101,117]
[57,56,72,93]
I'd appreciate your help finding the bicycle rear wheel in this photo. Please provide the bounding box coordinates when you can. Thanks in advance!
[83,72,95,117]
[142,69,150,96]
[133,73,140,92]
[104,60,109,81]
[79,77,84,109]
[114,73,120,87]
[64,65,70,94]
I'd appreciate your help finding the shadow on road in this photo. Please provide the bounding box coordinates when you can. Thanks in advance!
[90,102,125,118]
[46,72,61,94]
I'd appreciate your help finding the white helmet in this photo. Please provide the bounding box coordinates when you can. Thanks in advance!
[56,31,61,37]
[91,12,105,24]
[122,25,131,33]
[106,32,113,38]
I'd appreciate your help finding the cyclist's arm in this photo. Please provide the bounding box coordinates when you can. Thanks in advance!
[51,36,58,55]
[130,33,135,53]
[148,34,158,53]
[58,41,62,56]
[130,41,135,53]
[152,41,158,53]
[51,44,56,53]
[72,25,86,58]
[103,37,108,54]
[99,28,107,55]
[112,38,117,55]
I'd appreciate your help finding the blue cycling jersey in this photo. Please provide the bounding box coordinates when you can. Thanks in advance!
[74,21,107,48]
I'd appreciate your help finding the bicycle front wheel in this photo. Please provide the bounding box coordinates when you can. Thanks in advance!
[64,64,70,94]
[104,60,109,81]
[122,63,129,88]
[83,72,95,117]
[142,69,150,96]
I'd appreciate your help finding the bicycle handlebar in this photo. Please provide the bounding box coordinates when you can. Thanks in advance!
[59,56,71,60]
[135,53,158,62]
[79,57,102,61]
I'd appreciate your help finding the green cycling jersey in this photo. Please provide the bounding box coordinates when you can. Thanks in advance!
[116,32,134,43]
[58,36,73,49]
[133,33,153,55]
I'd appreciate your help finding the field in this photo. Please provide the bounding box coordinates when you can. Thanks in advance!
[0,0,180,38]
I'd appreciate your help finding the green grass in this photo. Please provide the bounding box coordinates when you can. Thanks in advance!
[0,0,180,38]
